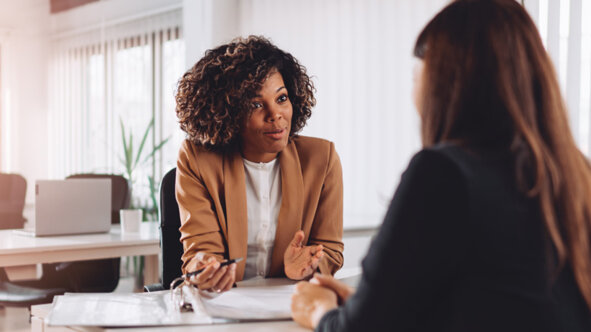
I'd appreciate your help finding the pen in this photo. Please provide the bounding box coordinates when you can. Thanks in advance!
[184,257,243,279]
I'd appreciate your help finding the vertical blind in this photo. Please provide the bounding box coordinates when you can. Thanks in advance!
[48,8,186,208]
[238,0,447,229]
[525,0,591,154]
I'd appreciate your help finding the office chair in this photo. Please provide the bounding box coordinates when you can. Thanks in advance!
[144,168,183,292]
[17,174,130,293]
[0,173,65,307]
[0,173,27,229]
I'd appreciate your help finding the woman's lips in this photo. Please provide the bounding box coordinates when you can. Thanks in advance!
[264,128,286,140]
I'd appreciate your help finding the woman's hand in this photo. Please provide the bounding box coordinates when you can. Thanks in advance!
[291,281,338,329]
[187,252,237,292]
[284,230,324,280]
[310,273,355,305]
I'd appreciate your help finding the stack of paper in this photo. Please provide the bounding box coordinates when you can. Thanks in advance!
[46,290,212,327]
[46,280,296,327]
[191,284,295,320]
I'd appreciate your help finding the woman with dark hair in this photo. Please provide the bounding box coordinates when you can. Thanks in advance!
[291,0,591,330]
[175,36,343,292]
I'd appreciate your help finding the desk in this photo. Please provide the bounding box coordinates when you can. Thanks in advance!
[0,222,160,284]
[30,277,316,332]
[31,304,309,332]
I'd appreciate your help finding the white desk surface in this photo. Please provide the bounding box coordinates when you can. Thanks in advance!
[0,222,160,284]
[0,222,159,267]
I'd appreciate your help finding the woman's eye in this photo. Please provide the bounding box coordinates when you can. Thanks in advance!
[277,95,288,103]
[251,102,263,109]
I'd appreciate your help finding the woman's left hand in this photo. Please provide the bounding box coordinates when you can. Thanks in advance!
[291,281,338,329]
[284,230,324,280]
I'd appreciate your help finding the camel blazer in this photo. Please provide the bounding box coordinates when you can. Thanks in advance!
[176,135,344,281]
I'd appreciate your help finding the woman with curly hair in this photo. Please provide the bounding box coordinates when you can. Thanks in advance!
[175,36,343,292]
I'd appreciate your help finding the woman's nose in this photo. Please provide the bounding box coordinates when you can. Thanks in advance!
[267,107,282,122]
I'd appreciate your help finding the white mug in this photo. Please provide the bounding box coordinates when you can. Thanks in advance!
[120,209,142,233]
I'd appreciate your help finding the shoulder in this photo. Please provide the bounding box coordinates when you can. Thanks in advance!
[403,144,472,189]
[281,136,341,181]
[291,135,334,151]
[290,135,338,160]
[179,140,224,160]
[410,143,478,173]
[177,140,226,175]
[288,135,340,171]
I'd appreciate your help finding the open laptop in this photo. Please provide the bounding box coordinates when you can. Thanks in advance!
[15,179,112,237]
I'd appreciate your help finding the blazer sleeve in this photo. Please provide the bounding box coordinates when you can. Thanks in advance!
[309,141,344,275]
[176,141,226,273]
[316,149,471,331]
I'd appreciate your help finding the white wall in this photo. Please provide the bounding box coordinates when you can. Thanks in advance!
[0,0,51,205]
[183,0,240,69]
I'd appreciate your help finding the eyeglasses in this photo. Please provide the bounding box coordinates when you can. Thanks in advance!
[170,276,194,313]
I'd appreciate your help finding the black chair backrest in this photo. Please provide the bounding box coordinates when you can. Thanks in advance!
[160,168,184,287]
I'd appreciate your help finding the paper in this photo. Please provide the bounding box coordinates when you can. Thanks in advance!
[191,283,295,320]
[46,279,298,327]
[46,290,212,327]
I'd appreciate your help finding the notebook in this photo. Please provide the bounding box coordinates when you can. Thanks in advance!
[15,179,112,237]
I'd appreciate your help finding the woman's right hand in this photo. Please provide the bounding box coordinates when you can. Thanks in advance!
[310,273,355,305]
[187,252,237,293]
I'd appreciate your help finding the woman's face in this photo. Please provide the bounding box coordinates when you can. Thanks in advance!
[412,59,425,114]
[240,71,293,163]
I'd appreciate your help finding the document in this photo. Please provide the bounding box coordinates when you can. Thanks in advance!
[190,283,295,320]
[46,290,212,327]
[46,279,296,327]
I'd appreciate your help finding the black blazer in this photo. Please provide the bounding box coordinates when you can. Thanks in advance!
[318,144,591,332]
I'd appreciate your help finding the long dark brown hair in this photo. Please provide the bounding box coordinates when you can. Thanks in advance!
[415,0,591,310]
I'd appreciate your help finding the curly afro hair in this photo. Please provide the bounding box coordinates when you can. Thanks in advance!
[175,35,316,150]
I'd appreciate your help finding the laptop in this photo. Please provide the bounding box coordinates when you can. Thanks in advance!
[15,179,112,237]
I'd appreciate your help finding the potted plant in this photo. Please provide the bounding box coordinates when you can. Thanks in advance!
[119,117,170,288]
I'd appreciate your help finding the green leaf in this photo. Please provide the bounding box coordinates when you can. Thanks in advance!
[126,132,134,181]
[140,136,171,166]
[120,118,128,163]
[148,175,159,220]
[134,119,154,170]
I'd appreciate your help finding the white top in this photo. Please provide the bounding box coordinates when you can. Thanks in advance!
[242,158,282,279]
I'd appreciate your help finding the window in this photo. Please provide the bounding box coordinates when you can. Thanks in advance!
[525,0,591,154]
[49,8,186,217]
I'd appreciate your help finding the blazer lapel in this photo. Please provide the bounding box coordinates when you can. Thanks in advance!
[269,140,304,276]
[223,149,248,279]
